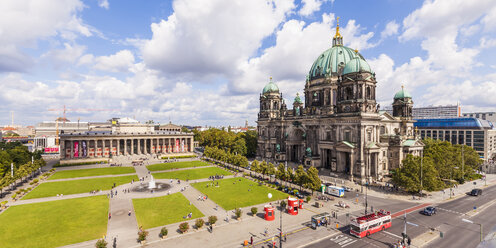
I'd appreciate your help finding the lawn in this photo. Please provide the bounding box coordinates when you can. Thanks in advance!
[146,160,209,171]
[152,167,232,180]
[133,193,204,229]
[0,195,108,248]
[192,177,288,210]
[23,175,138,199]
[49,167,136,180]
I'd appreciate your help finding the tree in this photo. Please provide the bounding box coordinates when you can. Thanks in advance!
[242,130,258,157]
[392,154,444,193]
[305,166,321,194]
[232,138,247,156]
[276,163,286,184]
[251,160,260,173]
[267,163,276,182]
[95,238,107,248]
[295,165,308,191]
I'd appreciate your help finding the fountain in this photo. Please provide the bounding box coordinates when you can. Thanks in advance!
[149,175,156,189]
[132,175,171,193]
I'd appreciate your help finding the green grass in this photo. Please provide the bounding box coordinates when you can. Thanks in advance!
[49,167,136,180]
[146,160,209,171]
[133,193,204,229]
[0,195,108,248]
[192,177,288,210]
[152,167,232,180]
[23,175,138,199]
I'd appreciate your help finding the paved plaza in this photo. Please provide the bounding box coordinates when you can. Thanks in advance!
[1,155,495,248]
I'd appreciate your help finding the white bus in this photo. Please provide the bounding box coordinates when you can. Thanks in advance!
[326,185,345,197]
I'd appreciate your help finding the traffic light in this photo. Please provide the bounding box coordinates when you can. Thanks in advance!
[401,232,406,239]
[440,232,444,238]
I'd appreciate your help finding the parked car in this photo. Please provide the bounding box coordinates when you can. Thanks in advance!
[420,206,437,216]
[344,186,353,192]
[470,189,482,196]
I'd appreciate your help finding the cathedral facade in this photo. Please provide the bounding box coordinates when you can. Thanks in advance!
[256,20,423,182]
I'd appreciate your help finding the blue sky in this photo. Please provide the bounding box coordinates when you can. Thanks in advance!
[1,0,496,126]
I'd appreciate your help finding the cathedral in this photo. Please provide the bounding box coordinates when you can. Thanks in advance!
[256,18,423,182]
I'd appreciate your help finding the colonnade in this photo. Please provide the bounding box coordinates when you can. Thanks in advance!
[61,136,193,159]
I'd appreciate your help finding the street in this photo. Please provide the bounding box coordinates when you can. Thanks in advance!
[304,184,496,248]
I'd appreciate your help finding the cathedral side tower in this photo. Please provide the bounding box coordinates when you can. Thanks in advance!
[259,77,282,119]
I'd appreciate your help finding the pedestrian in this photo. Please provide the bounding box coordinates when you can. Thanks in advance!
[109,213,111,219]
[250,236,253,245]
[128,210,131,216]
[264,227,268,236]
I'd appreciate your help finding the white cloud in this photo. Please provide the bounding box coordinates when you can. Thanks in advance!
[142,0,295,77]
[231,14,377,97]
[42,43,86,68]
[94,50,135,73]
[98,0,109,9]
[299,0,326,17]
[0,0,92,72]
[380,21,399,39]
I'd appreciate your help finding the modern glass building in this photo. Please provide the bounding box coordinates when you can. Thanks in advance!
[414,118,496,161]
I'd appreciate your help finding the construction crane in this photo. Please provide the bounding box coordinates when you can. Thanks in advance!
[47,105,119,145]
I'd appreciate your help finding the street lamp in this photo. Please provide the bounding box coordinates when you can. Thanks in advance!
[462,219,483,242]
[450,167,459,199]
[268,193,283,248]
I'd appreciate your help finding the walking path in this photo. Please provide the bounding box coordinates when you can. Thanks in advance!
[181,184,226,217]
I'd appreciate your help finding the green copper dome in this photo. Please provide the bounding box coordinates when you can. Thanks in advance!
[308,46,364,80]
[394,87,412,99]
[262,78,279,94]
[342,57,372,75]
[294,93,302,104]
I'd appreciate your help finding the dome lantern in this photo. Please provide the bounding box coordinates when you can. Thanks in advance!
[394,85,412,100]
[262,77,279,94]
[332,16,343,47]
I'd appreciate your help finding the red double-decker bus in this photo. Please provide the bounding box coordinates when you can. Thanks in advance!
[349,209,392,238]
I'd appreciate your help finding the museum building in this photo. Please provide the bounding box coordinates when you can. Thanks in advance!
[256,19,424,182]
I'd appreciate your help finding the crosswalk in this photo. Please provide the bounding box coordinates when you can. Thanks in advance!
[329,234,358,247]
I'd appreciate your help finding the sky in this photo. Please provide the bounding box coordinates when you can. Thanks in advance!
[1,0,496,127]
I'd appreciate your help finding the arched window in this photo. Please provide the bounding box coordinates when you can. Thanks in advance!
[366,86,371,99]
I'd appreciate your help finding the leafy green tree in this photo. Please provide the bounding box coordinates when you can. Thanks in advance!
[392,154,444,193]
[295,165,308,190]
[251,160,260,173]
[242,130,258,157]
[232,138,247,156]
[305,166,321,194]
[276,163,285,183]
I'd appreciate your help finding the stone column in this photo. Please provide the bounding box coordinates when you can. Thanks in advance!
[144,138,148,154]
[102,139,106,158]
[70,140,74,159]
[78,140,82,159]
[131,139,134,155]
[124,139,127,155]
[109,139,114,158]
[138,139,141,154]
[117,139,120,156]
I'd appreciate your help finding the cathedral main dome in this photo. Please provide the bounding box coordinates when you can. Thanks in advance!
[307,17,368,80]
[308,46,364,80]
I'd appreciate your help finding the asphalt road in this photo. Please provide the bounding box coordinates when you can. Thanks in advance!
[304,184,496,248]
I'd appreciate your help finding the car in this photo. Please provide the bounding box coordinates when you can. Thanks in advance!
[344,186,353,192]
[420,206,437,216]
[470,189,482,196]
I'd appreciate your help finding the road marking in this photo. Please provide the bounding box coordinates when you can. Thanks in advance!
[437,207,464,215]
[341,239,357,247]
[383,231,402,239]
[391,203,431,218]
[329,234,358,248]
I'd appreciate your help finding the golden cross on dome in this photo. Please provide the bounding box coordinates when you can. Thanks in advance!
[270,76,272,81]
[334,16,342,38]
